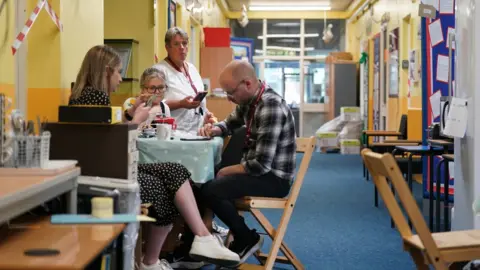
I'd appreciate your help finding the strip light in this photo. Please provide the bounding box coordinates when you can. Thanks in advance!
[249,5,331,11]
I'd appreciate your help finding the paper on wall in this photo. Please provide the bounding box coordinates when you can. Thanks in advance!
[440,0,454,14]
[436,55,449,83]
[428,19,444,47]
[449,161,454,180]
[443,97,468,138]
[429,90,442,118]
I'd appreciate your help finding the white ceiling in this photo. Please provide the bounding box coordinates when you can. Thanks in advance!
[226,0,354,11]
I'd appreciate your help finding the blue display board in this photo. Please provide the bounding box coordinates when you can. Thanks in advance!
[230,37,254,63]
[421,2,456,202]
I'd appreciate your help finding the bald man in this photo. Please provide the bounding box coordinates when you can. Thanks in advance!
[198,60,297,264]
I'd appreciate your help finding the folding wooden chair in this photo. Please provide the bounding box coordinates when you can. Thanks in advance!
[230,136,315,270]
[362,149,480,269]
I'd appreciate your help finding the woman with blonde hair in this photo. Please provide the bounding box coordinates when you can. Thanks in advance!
[69,45,240,270]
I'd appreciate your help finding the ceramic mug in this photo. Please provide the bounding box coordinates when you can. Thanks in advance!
[156,124,172,140]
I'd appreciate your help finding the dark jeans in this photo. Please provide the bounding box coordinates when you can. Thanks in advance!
[178,172,290,252]
[202,172,291,239]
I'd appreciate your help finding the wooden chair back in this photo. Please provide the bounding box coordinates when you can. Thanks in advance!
[287,137,316,206]
[361,149,445,268]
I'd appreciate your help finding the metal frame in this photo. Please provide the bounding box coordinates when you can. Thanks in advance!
[252,19,329,137]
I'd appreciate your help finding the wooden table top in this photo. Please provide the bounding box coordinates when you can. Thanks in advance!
[428,139,454,146]
[363,130,402,136]
[370,142,420,147]
[0,168,80,198]
[0,217,125,269]
[442,154,455,161]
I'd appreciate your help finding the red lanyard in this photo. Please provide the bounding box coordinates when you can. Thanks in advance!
[166,57,198,94]
[245,83,266,147]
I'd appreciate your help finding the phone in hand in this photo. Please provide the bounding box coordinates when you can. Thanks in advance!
[193,91,208,102]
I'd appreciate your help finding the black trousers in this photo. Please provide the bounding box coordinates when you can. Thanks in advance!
[201,172,291,239]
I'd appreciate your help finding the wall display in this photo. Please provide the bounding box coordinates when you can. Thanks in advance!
[389,28,400,97]
[373,34,381,142]
[168,0,176,29]
[421,5,456,203]
[230,37,254,63]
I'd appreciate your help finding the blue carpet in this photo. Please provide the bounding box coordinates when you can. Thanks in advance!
[204,153,417,269]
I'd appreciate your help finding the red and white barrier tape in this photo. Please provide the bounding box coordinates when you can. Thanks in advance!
[11,0,63,55]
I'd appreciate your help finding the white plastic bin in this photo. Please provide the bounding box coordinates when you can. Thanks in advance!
[340,139,361,155]
[78,176,140,270]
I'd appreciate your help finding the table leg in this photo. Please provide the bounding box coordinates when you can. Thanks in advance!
[365,135,369,181]
[444,160,450,231]
[407,153,413,229]
[435,159,445,232]
[429,154,434,231]
[66,177,78,214]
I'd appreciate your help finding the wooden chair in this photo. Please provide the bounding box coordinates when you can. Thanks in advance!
[361,148,480,269]
[231,136,315,270]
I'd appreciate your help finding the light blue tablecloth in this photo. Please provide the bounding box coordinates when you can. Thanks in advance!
[137,137,223,183]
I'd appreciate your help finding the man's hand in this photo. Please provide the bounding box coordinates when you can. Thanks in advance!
[204,112,218,125]
[198,123,221,137]
[180,96,201,109]
[216,164,246,178]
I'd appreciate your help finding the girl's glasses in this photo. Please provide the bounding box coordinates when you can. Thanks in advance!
[145,85,167,94]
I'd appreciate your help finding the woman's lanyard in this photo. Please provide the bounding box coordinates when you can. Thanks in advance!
[245,83,266,147]
[165,57,198,94]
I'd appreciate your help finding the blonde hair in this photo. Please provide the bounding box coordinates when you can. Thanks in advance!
[140,67,167,88]
[70,45,121,100]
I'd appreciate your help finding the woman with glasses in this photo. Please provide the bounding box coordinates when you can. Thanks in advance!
[123,67,171,130]
[69,47,240,270]
[153,27,215,135]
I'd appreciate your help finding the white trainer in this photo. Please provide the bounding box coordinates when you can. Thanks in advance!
[189,234,240,267]
[140,259,173,270]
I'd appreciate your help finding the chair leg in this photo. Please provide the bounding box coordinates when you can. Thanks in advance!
[250,209,304,270]
[408,249,429,270]
[374,186,378,207]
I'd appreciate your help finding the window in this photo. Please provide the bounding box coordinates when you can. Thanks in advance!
[230,19,263,56]
[266,19,301,56]
[304,19,345,56]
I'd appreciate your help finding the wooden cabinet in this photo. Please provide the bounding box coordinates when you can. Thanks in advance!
[325,55,359,121]
[200,47,234,92]
[206,96,236,121]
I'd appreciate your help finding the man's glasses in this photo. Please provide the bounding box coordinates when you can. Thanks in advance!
[225,80,245,98]
[144,85,168,94]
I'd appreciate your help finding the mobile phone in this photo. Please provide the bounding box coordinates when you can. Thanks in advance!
[193,91,208,102]
[180,137,212,141]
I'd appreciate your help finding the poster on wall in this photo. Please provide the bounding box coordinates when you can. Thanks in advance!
[230,37,254,63]
[373,34,381,141]
[389,28,399,97]
[421,6,456,204]
[168,0,176,29]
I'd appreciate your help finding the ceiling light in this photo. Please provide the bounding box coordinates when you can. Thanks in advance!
[274,22,300,27]
[249,5,331,11]
[257,33,319,39]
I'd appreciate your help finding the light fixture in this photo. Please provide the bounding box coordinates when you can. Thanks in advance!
[257,33,320,39]
[274,22,300,27]
[249,5,331,11]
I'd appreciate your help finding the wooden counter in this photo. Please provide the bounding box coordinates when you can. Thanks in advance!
[206,96,236,121]
[0,168,80,224]
[0,217,125,269]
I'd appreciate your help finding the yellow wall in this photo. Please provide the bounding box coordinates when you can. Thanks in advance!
[26,0,104,122]
[105,0,155,79]
[347,0,422,136]
[0,0,16,105]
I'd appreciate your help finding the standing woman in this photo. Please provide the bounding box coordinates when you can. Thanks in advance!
[153,27,215,135]
[69,45,240,270]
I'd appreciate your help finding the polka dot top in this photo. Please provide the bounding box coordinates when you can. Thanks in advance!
[69,86,111,106]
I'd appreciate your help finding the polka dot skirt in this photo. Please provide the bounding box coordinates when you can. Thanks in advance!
[138,162,191,226]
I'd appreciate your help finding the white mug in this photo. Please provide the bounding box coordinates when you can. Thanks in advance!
[156,124,172,140]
